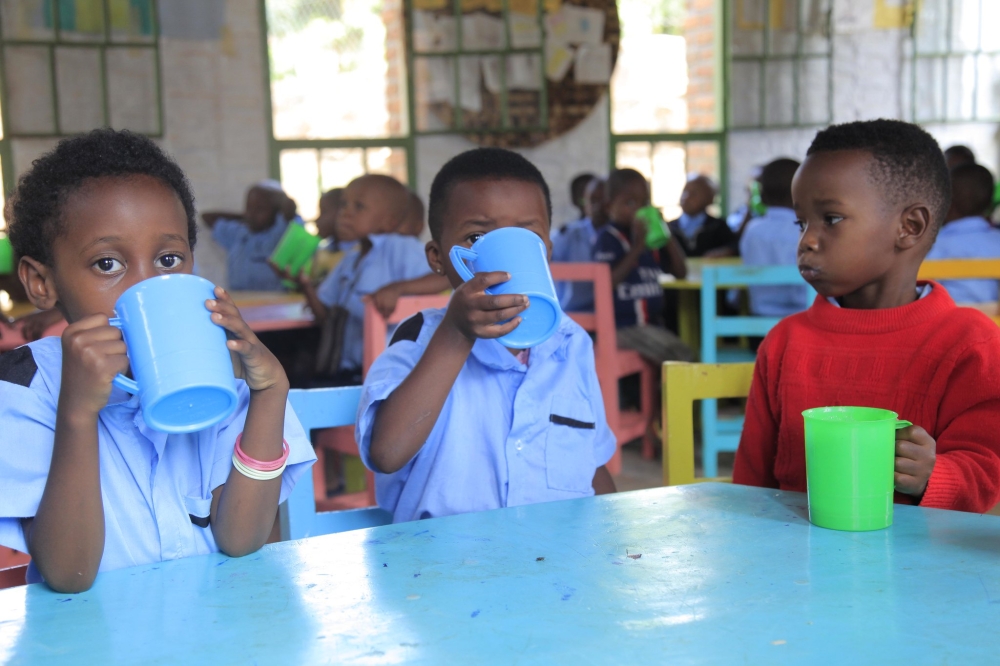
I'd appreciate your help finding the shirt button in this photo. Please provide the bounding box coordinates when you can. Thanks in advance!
[515,439,523,451]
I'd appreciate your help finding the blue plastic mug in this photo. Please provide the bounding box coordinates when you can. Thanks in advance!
[449,227,562,348]
[109,274,238,433]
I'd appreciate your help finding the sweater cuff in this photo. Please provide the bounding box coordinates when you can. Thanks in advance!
[918,455,965,510]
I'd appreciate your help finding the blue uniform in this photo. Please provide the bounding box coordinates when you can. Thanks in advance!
[355,308,616,523]
[739,206,809,316]
[316,233,432,373]
[212,214,293,292]
[926,216,1000,303]
[552,217,601,311]
[0,338,315,583]
[592,224,663,327]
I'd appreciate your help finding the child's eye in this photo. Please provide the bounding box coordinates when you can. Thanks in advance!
[794,219,806,231]
[467,233,484,244]
[94,257,123,273]
[155,253,183,269]
[825,215,844,226]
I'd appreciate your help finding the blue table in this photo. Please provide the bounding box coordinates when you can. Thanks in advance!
[2,484,999,664]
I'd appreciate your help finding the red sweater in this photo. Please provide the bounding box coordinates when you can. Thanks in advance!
[733,282,1000,512]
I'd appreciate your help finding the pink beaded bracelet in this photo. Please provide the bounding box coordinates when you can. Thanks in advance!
[234,434,290,472]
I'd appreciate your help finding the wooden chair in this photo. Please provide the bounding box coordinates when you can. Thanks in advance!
[281,386,392,540]
[0,546,30,589]
[699,264,814,477]
[918,258,1000,325]
[662,361,755,486]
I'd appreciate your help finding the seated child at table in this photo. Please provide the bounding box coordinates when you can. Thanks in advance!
[739,158,810,316]
[308,187,349,285]
[299,174,438,385]
[925,163,1000,303]
[357,148,617,523]
[203,180,298,292]
[592,168,693,364]
[398,191,426,238]
[668,174,736,258]
[0,129,315,592]
[944,144,976,170]
[553,176,606,311]
[734,119,1000,513]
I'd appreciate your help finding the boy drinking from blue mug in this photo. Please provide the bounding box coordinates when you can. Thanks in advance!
[0,130,315,592]
[357,148,616,523]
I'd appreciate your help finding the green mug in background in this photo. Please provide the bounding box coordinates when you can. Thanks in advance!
[749,181,767,217]
[636,206,670,250]
[0,233,13,275]
[802,406,911,532]
[270,223,321,279]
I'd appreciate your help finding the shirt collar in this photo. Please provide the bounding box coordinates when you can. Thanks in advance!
[679,211,707,231]
[826,282,933,308]
[940,216,991,234]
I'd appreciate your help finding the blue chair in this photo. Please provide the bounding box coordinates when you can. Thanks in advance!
[281,387,392,540]
[698,264,816,477]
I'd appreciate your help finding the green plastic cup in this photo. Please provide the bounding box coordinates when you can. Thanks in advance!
[802,406,911,532]
[636,206,670,250]
[0,233,13,275]
[270,223,321,278]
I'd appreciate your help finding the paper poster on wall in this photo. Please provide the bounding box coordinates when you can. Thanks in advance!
[545,41,575,82]
[459,57,484,112]
[561,5,605,45]
[873,0,914,29]
[461,12,506,50]
[573,43,612,84]
[507,53,542,90]
[425,58,456,103]
[481,56,502,94]
[413,11,457,52]
[509,12,542,48]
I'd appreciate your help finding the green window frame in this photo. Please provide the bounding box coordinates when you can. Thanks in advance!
[909,0,1000,123]
[406,0,548,135]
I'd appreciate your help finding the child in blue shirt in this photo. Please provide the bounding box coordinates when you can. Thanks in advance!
[592,168,692,364]
[357,148,617,523]
[552,177,606,311]
[0,129,314,592]
[299,174,442,385]
[203,180,297,292]
[926,163,1000,302]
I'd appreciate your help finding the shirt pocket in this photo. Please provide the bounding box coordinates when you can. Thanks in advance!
[185,495,212,529]
[545,394,597,493]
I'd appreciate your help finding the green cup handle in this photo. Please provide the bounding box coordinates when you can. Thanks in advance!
[895,420,913,430]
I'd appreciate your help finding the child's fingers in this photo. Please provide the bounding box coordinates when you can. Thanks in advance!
[471,271,512,291]
[894,472,921,492]
[207,301,256,343]
[470,292,528,313]
[473,316,522,339]
[470,302,527,325]
[226,338,255,357]
[895,439,934,462]
[894,456,927,477]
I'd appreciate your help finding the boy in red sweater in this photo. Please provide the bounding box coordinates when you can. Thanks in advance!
[733,119,1000,513]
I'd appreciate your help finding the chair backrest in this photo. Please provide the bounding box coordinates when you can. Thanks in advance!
[0,564,28,590]
[662,361,755,485]
[362,295,451,376]
[281,387,391,539]
[700,264,816,362]
[917,258,1000,281]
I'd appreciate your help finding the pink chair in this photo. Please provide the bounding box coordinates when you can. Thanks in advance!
[549,263,655,474]
[0,547,29,589]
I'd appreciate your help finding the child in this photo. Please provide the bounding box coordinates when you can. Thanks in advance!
[925,163,1000,303]
[669,175,736,258]
[0,129,315,592]
[739,158,810,316]
[357,148,616,523]
[398,191,426,238]
[552,177,606,311]
[300,174,435,385]
[308,187,350,285]
[592,168,693,364]
[734,119,1000,513]
[944,144,976,170]
[203,180,297,292]
[569,172,597,221]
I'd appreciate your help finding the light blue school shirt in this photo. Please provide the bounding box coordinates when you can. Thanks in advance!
[925,216,1000,303]
[356,307,616,524]
[552,217,601,311]
[212,214,293,292]
[678,211,707,238]
[316,233,432,373]
[739,206,809,317]
[0,337,315,584]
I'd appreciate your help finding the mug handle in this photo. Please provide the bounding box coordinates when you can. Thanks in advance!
[895,420,913,430]
[449,245,477,283]
[108,317,140,394]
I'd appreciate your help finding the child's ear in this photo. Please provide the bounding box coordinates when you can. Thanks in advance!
[18,256,59,310]
[425,240,446,275]
[897,203,933,250]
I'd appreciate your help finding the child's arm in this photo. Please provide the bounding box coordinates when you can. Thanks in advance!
[732,341,781,488]
[661,236,688,280]
[27,314,131,592]
[300,276,330,322]
[609,219,648,288]
[368,272,527,473]
[205,288,289,556]
[201,211,243,229]
[592,466,616,494]
[369,273,451,319]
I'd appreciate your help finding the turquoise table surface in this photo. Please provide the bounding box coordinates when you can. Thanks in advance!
[3,483,1000,664]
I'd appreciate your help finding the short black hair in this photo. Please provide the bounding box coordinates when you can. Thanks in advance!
[758,158,800,207]
[806,119,951,228]
[944,144,976,168]
[570,172,596,207]
[8,128,197,265]
[950,163,995,218]
[605,168,648,204]
[428,148,551,241]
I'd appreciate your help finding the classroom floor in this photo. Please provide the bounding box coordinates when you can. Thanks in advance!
[611,440,735,493]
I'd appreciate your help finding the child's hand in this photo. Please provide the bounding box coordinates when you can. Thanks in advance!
[267,260,297,284]
[630,217,648,252]
[206,287,288,392]
[894,424,936,497]
[59,314,130,415]
[370,284,402,319]
[443,271,528,343]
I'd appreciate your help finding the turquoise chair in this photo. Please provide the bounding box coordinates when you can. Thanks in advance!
[698,264,816,477]
[281,387,392,540]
